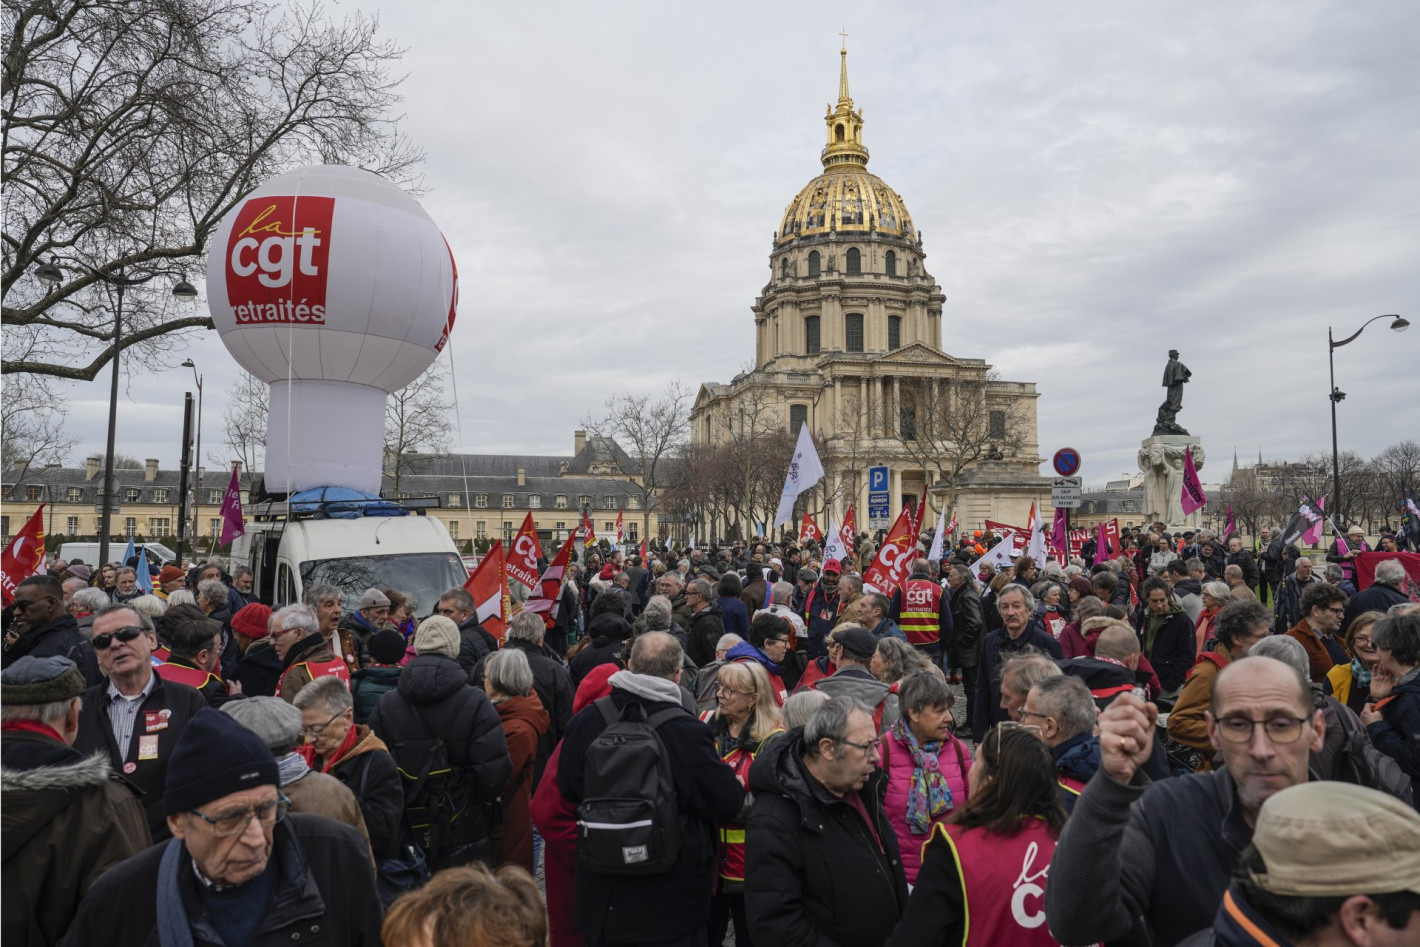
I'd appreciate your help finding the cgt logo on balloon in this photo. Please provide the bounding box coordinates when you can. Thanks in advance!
[226,196,335,324]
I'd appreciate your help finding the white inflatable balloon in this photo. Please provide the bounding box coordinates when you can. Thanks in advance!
[206,165,458,494]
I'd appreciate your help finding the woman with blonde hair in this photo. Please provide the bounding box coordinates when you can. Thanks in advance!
[700,660,784,946]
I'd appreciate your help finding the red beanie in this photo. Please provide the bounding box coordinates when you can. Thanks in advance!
[231,602,272,640]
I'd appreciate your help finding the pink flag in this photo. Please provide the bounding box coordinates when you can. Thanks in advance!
[1094,522,1109,565]
[218,468,245,546]
[1180,446,1207,515]
[1302,496,1328,546]
[1051,507,1068,554]
[1223,504,1236,540]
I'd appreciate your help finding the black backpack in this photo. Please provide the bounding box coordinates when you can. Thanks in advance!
[388,702,495,867]
[576,696,684,874]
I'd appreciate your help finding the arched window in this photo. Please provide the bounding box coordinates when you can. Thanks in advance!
[846,247,861,275]
[780,258,789,278]
[789,404,808,434]
[835,123,845,142]
[805,316,821,355]
[885,250,897,276]
[807,250,820,277]
[888,315,902,350]
[845,313,864,353]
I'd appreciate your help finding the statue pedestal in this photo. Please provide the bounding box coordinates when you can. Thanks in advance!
[1138,435,1205,529]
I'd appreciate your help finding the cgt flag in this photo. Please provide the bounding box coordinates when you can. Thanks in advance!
[615,510,624,546]
[800,513,824,545]
[505,513,543,591]
[0,505,46,607]
[465,539,510,641]
[772,425,826,528]
[840,504,857,550]
[580,508,596,545]
[524,529,577,625]
[863,504,917,595]
[218,468,245,546]
[1180,446,1207,516]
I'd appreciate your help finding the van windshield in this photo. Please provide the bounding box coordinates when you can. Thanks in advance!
[300,553,469,615]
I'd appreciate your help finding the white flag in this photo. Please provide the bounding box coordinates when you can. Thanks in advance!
[773,425,826,528]
[688,532,696,550]
[927,504,950,561]
[1026,518,1050,564]
[969,536,1016,575]
[822,515,846,571]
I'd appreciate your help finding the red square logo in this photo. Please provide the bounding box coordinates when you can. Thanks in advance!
[225,195,334,324]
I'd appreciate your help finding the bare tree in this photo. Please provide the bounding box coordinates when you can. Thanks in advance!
[216,371,269,476]
[707,376,787,540]
[1371,440,1420,527]
[582,382,690,545]
[0,376,77,481]
[383,361,452,495]
[3,0,421,382]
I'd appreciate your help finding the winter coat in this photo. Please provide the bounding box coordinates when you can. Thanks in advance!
[1284,619,1351,684]
[60,813,382,947]
[232,640,283,698]
[455,615,500,676]
[2,729,151,947]
[2,614,101,687]
[490,694,551,872]
[1170,652,1229,769]
[685,604,726,667]
[321,725,405,863]
[471,637,573,778]
[1225,549,1258,587]
[1273,572,1320,634]
[281,766,372,864]
[745,728,908,947]
[349,664,401,724]
[741,579,769,616]
[569,612,631,685]
[1343,582,1409,633]
[556,683,745,944]
[800,582,845,658]
[73,673,208,840]
[718,594,750,638]
[881,723,971,884]
[972,624,1063,741]
[947,583,984,666]
[1367,669,1420,784]
[275,634,341,705]
[1174,577,1205,623]
[815,665,901,732]
[1140,604,1196,693]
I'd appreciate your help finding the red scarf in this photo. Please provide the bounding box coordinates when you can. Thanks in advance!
[321,724,360,773]
[2,720,65,743]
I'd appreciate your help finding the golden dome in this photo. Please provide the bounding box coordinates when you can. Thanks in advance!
[775,43,916,245]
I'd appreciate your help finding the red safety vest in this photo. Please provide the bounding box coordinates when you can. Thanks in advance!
[699,717,783,885]
[154,661,221,691]
[898,578,944,648]
[277,658,351,698]
[928,819,1066,947]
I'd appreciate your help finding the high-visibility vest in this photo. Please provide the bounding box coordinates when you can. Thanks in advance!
[277,657,350,698]
[898,578,943,647]
[154,661,221,691]
[698,716,784,884]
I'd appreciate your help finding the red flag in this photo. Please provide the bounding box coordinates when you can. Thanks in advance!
[464,540,510,641]
[1355,551,1420,595]
[841,504,857,549]
[640,538,647,563]
[0,505,46,607]
[863,504,916,595]
[525,529,577,624]
[799,513,824,545]
[615,510,624,545]
[945,511,958,537]
[581,508,596,544]
[505,513,543,591]
[908,496,927,546]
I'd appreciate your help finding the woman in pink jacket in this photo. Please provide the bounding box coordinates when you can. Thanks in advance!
[881,670,972,885]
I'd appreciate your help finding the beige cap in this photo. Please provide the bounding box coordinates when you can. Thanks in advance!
[1249,782,1420,897]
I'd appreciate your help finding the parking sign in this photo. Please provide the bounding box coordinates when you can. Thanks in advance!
[868,465,890,529]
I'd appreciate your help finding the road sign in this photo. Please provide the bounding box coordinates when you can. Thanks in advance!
[1053,448,1082,478]
[867,465,890,529]
[1051,475,1083,508]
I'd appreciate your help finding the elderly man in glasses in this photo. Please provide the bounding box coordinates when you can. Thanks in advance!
[73,602,208,841]
[1046,655,1325,947]
[63,707,382,946]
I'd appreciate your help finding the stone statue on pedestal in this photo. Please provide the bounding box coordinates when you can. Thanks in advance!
[1138,441,1206,526]
[1153,350,1192,436]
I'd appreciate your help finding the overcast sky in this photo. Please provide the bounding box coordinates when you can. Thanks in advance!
[55,0,1419,489]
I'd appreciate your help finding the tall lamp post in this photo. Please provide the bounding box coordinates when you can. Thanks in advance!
[34,260,197,568]
[181,359,204,556]
[1328,314,1408,530]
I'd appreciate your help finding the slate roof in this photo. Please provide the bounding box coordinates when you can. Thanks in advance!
[1076,488,1145,516]
[3,465,252,505]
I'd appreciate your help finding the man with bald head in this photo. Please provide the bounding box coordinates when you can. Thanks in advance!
[1061,621,1153,709]
[1046,655,1324,947]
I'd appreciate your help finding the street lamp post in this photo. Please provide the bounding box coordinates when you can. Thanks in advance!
[1328,314,1409,531]
[181,359,204,557]
[34,260,197,568]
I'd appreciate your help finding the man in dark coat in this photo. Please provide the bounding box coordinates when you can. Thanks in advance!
[435,587,500,675]
[945,563,985,730]
[558,632,744,946]
[682,578,726,668]
[1343,558,1411,631]
[1273,555,1321,634]
[369,615,512,869]
[3,575,101,686]
[1224,536,1258,589]
[61,708,383,946]
[745,696,908,947]
[571,591,635,685]
[2,656,150,946]
[973,583,1063,741]
[799,560,846,659]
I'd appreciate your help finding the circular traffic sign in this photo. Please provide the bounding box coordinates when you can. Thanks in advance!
[1053,447,1082,477]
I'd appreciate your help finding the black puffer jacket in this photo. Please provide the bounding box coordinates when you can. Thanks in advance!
[2,614,100,686]
[455,615,500,676]
[368,654,512,856]
[745,727,908,947]
[569,612,630,686]
[685,605,725,667]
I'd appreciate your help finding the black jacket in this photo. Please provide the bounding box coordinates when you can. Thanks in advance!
[569,612,631,685]
[73,673,208,840]
[454,615,500,676]
[368,654,512,853]
[1139,608,1196,693]
[557,685,745,944]
[2,614,100,687]
[684,604,725,667]
[232,639,284,698]
[947,582,984,666]
[972,623,1063,741]
[745,727,908,947]
[1367,671,1420,785]
[60,813,382,947]
[1343,582,1409,633]
[1225,549,1258,587]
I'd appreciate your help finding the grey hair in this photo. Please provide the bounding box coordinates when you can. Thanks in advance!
[804,695,872,756]
[96,601,152,632]
[205,556,228,572]
[291,674,352,714]
[996,582,1035,612]
[115,567,137,580]
[485,648,534,697]
[1374,559,1407,588]
[999,651,1060,696]
[1185,558,1205,573]
[0,695,80,726]
[628,631,684,680]
[861,590,890,617]
[506,611,545,644]
[273,603,319,638]
[782,689,830,729]
[688,578,712,600]
[715,633,743,652]
[771,581,795,605]
[897,670,953,718]
[304,583,342,607]
[1373,614,1420,666]
[165,589,196,607]
[1323,563,1344,581]
[1029,675,1097,740]
[1247,635,1310,680]
[1029,579,1059,602]
[657,571,684,588]
[72,587,112,614]
[196,579,227,607]
[128,594,167,620]
[233,566,253,581]
[1202,581,1231,603]
[641,596,672,631]
[874,637,929,683]
[439,586,475,614]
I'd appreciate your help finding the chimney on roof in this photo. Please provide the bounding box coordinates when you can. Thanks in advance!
[574,429,587,456]
[517,467,526,487]
[231,460,242,475]
[144,458,159,482]
[85,455,101,480]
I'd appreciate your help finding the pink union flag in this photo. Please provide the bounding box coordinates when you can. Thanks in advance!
[1223,504,1237,540]
[218,468,245,546]
[1180,446,1207,516]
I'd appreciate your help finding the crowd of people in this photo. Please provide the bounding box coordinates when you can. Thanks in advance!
[3,522,1419,946]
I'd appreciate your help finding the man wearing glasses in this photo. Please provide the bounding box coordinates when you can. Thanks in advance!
[1284,582,1352,684]
[73,602,208,841]
[1045,655,1325,947]
[3,574,100,685]
[63,707,382,945]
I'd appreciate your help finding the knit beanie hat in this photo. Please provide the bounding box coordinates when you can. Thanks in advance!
[369,628,408,665]
[222,696,304,755]
[413,615,461,659]
[1,656,86,705]
[164,707,279,814]
[231,603,273,640]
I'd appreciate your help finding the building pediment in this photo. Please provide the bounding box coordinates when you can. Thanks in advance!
[823,342,984,369]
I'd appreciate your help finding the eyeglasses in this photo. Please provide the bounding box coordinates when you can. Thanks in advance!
[718,688,756,699]
[837,735,884,754]
[302,710,346,738]
[190,793,290,837]
[1352,636,1375,648]
[93,627,144,650]
[1214,715,1311,744]
[1017,709,1052,723]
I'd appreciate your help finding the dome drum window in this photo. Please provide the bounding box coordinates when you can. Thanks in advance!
[807,251,821,277]
[846,247,861,275]
[805,316,821,355]
[845,313,864,353]
[885,250,897,276]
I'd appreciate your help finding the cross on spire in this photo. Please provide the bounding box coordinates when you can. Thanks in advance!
[840,27,848,50]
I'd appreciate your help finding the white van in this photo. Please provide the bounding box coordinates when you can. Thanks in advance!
[57,541,177,569]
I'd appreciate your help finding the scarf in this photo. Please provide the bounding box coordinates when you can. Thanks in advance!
[1,719,64,742]
[321,724,360,773]
[893,719,954,834]
[1350,658,1373,689]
